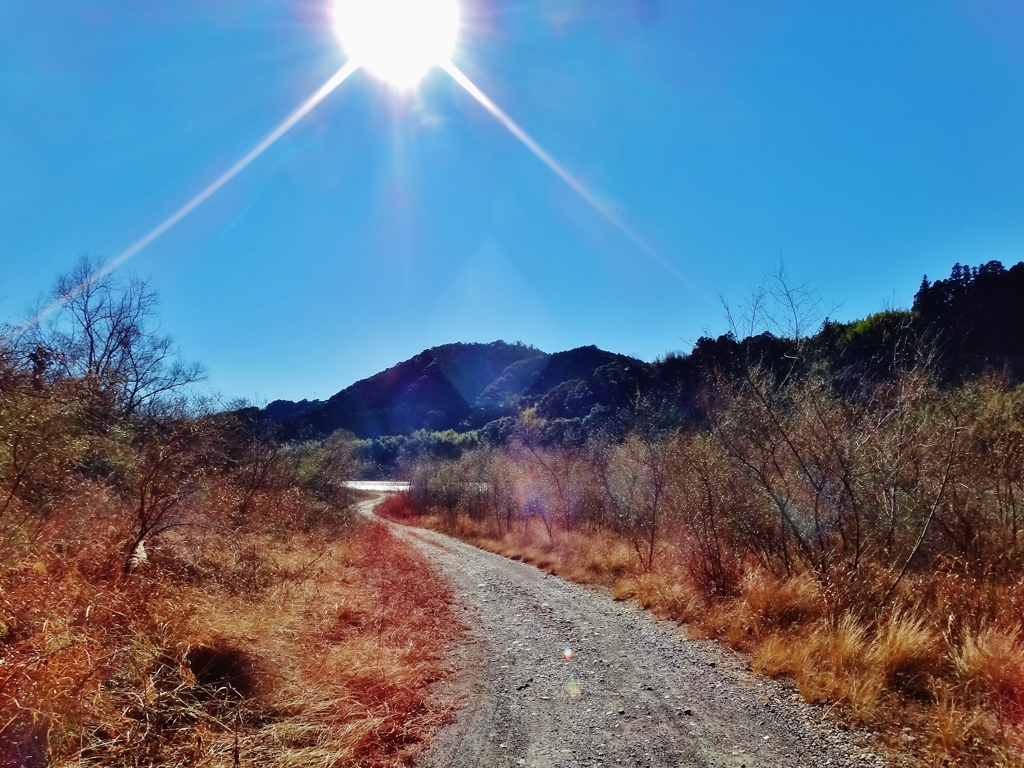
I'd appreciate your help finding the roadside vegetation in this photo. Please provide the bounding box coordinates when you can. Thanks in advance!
[383,267,1024,767]
[0,258,458,767]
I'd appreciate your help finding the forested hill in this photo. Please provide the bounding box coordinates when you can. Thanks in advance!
[259,341,643,440]
[257,260,1024,445]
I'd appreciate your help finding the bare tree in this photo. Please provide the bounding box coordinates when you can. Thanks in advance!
[722,263,827,346]
[125,416,209,572]
[596,434,666,570]
[23,255,205,416]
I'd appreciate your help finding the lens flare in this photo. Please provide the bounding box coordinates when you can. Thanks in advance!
[442,60,681,280]
[563,646,575,660]
[334,0,459,89]
[4,63,359,341]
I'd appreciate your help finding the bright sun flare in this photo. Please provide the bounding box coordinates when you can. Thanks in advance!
[333,0,460,89]
[19,0,665,335]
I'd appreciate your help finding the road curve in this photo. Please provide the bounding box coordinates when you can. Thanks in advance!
[362,499,885,768]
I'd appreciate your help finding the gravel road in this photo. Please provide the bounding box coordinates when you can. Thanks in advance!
[364,499,886,768]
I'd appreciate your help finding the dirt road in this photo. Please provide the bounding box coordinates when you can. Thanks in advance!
[363,499,885,768]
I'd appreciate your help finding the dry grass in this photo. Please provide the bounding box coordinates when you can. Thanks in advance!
[0,505,458,767]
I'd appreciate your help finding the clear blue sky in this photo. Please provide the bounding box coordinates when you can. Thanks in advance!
[3,1,1023,403]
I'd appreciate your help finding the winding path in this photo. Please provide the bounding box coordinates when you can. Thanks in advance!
[360,497,886,768]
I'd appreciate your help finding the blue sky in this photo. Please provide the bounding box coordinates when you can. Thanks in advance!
[2,1,1023,403]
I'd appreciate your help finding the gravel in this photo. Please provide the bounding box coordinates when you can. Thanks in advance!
[367,501,887,768]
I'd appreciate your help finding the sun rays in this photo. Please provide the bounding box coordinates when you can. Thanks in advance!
[11,61,360,337]
[441,61,680,280]
[20,1,675,334]
[107,60,360,280]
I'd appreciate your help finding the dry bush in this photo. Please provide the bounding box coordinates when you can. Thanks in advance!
[869,612,941,695]
[567,531,636,585]
[751,610,937,722]
[740,570,823,634]
[375,491,419,521]
[956,628,1024,723]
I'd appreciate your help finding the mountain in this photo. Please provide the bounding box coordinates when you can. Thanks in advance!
[261,341,646,440]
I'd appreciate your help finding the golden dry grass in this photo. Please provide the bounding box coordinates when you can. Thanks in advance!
[0,509,458,767]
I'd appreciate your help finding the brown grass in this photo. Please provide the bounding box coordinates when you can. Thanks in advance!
[0,503,458,767]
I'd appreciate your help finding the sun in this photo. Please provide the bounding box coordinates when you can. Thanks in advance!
[333,0,460,89]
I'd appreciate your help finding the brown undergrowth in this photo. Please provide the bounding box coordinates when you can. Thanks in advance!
[378,493,1024,768]
[1,509,458,768]
[0,258,458,766]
